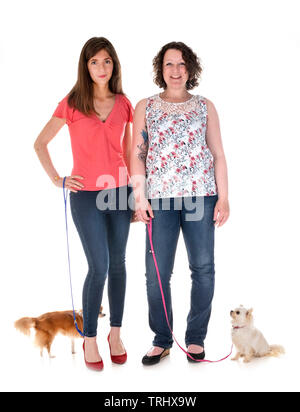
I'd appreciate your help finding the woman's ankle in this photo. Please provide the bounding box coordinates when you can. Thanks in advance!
[147,346,165,356]
[84,336,97,341]
[109,327,121,341]
[83,337,102,362]
[187,344,204,354]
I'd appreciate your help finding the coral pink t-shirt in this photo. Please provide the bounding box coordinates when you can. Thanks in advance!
[53,94,134,191]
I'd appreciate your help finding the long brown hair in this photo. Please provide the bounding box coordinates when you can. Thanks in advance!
[68,37,124,115]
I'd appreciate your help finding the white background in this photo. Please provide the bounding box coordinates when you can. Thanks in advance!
[1,0,299,393]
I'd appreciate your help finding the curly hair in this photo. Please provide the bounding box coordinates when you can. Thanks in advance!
[153,42,202,91]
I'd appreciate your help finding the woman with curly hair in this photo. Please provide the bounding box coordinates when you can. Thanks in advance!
[131,42,229,365]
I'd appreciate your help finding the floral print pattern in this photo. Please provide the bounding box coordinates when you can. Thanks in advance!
[145,94,217,199]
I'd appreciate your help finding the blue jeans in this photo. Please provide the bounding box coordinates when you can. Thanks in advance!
[145,195,218,349]
[70,185,133,337]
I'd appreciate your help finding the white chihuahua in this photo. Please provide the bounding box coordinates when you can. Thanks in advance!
[230,306,284,363]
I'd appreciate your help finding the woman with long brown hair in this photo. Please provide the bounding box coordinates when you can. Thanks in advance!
[34,37,134,371]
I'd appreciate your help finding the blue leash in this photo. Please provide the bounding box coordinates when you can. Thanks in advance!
[62,177,85,338]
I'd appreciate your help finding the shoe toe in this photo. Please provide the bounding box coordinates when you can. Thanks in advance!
[142,349,170,366]
[187,351,206,363]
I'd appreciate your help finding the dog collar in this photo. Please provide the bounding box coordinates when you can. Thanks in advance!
[233,326,245,330]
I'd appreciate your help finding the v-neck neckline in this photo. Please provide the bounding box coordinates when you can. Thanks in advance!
[93,94,119,124]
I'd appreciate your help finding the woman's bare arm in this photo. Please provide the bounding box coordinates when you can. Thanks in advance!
[122,122,132,177]
[34,117,84,192]
[205,98,230,227]
[130,99,154,222]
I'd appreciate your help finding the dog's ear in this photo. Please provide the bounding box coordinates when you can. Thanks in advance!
[246,308,253,317]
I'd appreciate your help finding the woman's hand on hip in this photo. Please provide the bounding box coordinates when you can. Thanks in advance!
[54,175,85,193]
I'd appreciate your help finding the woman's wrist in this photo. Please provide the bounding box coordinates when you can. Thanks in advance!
[52,175,61,184]
[132,188,147,203]
[217,194,228,202]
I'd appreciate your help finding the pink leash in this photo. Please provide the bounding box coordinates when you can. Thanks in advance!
[146,217,233,363]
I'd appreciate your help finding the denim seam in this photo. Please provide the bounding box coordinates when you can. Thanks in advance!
[70,194,96,337]
[107,210,131,326]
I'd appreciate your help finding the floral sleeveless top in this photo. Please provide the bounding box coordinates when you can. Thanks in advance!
[145,94,217,199]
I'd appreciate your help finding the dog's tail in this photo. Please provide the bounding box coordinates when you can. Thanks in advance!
[14,317,36,336]
[267,345,285,357]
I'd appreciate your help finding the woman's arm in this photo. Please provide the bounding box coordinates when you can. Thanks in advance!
[34,117,84,192]
[122,122,132,177]
[130,99,154,223]
[205,98,230,227]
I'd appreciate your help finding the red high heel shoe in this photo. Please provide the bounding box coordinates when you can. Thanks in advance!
[83,341,104,371]
[107,333,127,364]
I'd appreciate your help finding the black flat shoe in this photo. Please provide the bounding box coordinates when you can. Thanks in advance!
[142,348,170,366]
[187,351,206,363]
